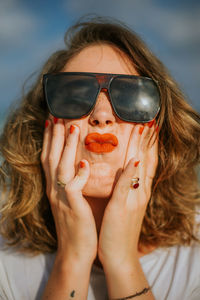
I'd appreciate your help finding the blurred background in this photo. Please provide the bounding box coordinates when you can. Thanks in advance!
[0,0,200,130]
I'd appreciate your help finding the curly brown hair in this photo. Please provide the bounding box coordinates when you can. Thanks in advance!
[0,16,199,254]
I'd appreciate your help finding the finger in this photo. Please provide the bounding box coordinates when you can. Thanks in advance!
[137,125,151,193]
[148,120,159,148]
[145,134,158,192]
[111,158,139,205]
[139,123,158,196]
[57,124,79,184]
[123,125,141,168]
[139,124,151,151]
[48,118,65,186]
[146,121,159,172]
[65,160,90,214]
[138,123,158,180]
[40,119,52,196]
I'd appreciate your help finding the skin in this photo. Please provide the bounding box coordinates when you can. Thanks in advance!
[62,44,140,199]
[41,44,158,299]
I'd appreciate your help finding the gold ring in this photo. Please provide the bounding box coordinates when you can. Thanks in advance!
[57,180,66,188]
[131,177,140,189]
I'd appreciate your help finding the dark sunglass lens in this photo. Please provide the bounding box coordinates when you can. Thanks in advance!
[45,74,99,119]
[110,77,160,122]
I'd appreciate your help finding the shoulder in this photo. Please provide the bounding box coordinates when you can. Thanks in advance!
[0,236,55,300]
[173,242,200,270]
[144,242,200,276]
[0,236,55,274]
[140,243,200,299]
[168,244,200,299]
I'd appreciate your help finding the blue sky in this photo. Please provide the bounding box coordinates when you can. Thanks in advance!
[0,0,200,126]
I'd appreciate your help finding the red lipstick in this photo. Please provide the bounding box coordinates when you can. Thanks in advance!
[85,133,118,153]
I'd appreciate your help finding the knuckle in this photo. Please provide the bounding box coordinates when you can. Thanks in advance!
[40,152,45,162]
[64,183,75,196]
[48,153,55,164]
[40,152,48,165]
[140,143,147,152]
[120,183,128,195]
[64,179,81,197]
[41,158,48,170]
[49,189,56,201]
[57,166,66,178]
[65,139,71,148]
[52,129,59,139]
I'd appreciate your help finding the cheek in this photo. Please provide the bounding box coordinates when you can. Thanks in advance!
[63,118,87,132]
[111,124,134,164]
[119,124,133,143]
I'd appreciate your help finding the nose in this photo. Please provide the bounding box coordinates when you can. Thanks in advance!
[88,89,116,127]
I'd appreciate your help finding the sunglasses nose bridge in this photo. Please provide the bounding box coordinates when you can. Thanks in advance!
[96,80,112,106]
[96,75,111,90]
[100,88,108,93]
[99,81,110,90]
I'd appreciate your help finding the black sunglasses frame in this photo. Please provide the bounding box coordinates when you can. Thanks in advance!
[43,72,161,123]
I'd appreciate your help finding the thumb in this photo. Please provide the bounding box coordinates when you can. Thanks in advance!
[64,159,90,214]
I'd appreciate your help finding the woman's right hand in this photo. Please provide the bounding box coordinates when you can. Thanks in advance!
[41,117,97,266]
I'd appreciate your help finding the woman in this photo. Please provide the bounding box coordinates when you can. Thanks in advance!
[0,17,199,300]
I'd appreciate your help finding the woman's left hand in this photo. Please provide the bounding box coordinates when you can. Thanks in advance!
[98,122,158,271]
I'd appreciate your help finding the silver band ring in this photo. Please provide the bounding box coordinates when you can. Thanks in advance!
[57,180,66,188]
[131,177,140,189]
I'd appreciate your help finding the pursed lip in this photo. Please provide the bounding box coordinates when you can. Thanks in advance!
[85,133,118,153]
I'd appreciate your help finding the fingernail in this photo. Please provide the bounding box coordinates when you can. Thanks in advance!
[156,125,159,133]
[53,117,58,124]
[80,161,85,168]
[139,126,144,135]
[45,120,49,128]
[134,160,140,167]
[148,120,155,128]
[70,125,75,134]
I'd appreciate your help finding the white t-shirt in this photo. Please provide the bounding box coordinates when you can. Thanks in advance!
[0,238,199,300]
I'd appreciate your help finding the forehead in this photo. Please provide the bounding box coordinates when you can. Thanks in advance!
[63,43,139,76]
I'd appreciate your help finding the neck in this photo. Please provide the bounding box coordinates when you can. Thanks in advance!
[85,195,110,234]
[84,195,157,269]
[85,195,109,269]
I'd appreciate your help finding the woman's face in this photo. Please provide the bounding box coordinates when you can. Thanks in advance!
[60,44,140,198]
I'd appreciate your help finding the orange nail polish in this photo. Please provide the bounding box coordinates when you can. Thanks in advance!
[45,120,49,128]
[53,117,58,124]
[134,160,140,167]
[70,125,75,134]
[148,120,155,128]
[80,161,85,168]
[139,126,144,135]
[156,125,159,133]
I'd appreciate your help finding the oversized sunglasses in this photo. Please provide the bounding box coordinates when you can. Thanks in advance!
[43,72,160,123]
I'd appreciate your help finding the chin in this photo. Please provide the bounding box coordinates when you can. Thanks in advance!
[82,181,114,199]
[81,161,122,199]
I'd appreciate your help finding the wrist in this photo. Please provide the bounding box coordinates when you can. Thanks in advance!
[42,250,94,300]
[103,259,153,300]
[54,251,94,274]
[102,255,140,276]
